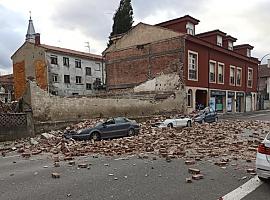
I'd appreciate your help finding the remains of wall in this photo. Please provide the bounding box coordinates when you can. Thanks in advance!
[24,81,186,122]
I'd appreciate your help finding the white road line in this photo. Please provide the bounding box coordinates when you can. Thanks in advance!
[221,176,263,200]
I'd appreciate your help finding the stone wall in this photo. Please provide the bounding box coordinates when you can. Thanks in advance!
[24,81,186,122]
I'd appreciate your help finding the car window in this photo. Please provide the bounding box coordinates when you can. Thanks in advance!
[105,119,115,125]
[115,117,127,124]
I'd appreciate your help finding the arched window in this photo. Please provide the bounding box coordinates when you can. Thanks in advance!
[187,89,192,107]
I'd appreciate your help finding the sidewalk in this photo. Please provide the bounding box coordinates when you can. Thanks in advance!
[218,109,270,119]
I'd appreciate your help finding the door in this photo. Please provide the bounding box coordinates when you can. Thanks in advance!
[175,119,185,127]
[246,96,252,112]
[114,117,130,136]
[100,119,118,138]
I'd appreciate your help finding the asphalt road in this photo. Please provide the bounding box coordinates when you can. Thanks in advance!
[0,152,260,200]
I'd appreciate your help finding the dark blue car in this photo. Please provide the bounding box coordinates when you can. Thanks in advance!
[64,117,140,141]
[193,107,218,123]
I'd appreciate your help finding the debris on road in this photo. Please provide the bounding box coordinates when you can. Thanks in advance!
[51,172,60,178]
[185,177,192,183]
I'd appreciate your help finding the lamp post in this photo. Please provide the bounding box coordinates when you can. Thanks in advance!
[258,53,270,110]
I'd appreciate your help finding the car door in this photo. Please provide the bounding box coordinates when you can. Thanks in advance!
[100,119,118,139]
[114,117,130,136]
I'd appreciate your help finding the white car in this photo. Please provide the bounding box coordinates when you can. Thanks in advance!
[155,117,192,128]
[256,133,270,181]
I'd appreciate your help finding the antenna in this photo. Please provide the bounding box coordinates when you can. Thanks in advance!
[85,42,90,53]
[29,11,32,20]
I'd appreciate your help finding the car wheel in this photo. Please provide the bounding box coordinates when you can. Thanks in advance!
[91,132,100,141]
[258,176,268,182]
[167,123,173,128]
[128,128,135,137]
[186,121,192,127]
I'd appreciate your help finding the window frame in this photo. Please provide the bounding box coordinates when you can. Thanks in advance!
[247,49,251,57]
[217,35,223,47]
[228,41,233,50]
[75,59,82,68]
[188,50,198,81]
[64,75,70,84]
[209,60,216,83]
[86,67,92,76]
[187,89,193,108]
[86,83,92,90]
[76,76,82,84]
[50,55,58,65]
[236,67,242,86]
[186,22,195,36]
[217,62,225,84]
[52,74,59,83]
[229,65,236,86]
[247,67,253,88]
[63,57,69,67]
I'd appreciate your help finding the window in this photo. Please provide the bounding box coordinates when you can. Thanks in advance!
[217,35,223,46]
[86,67,92,76]
[248,68,253,88]
[95,63,101,71]
[50,55,58,65]
[63,57,69,66]
[230,66,235,85]
[188,51,198,81]
[75,59,81,68]
[186,22,195,35]
[247,49,251,57]
[52,74,58,83]
[217,63,224,84]
[86,83,92,90]
[236,68,242,86]
[187,89,192,107]
[51,91,58,95]
[64,75,70,83]
[76,76,82,84]
[228,41,233,50]
[209,61,216,83]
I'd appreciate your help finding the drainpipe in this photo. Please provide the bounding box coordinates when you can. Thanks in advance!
[207,48,210,109]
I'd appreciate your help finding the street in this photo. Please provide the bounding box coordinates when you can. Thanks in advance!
[0,110,269,200]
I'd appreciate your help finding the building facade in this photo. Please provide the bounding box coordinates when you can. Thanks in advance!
[105,15,259,113]
[11,17,105,99]
[0,74,14,103]
[258,60,270,109]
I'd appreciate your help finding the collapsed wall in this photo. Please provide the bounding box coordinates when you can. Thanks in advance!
[23,81,186,122]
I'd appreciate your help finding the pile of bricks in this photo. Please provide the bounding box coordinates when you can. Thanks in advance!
[1,119,269,165]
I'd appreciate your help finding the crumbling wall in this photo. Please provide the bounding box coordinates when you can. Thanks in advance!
[24,81,186,122]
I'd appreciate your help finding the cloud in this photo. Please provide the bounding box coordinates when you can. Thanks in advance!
[0,5,25,74]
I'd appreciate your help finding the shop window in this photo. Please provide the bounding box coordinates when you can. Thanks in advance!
[188,51,198,81]
[236,68,242,86]
[209,61,216,83]
[248,68,253,88]
[218,63,224,84]
[187,89,192,107]
[230,66,235,85]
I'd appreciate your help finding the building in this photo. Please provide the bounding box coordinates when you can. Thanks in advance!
[0,74,14,102]
[11,17,105,99]
[258,60,270,109]
[104,15,259,113]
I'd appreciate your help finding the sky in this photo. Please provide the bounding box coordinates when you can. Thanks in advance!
[0,0,270,75]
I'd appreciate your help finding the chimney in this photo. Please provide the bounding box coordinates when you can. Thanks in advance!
[268,59,270,68]
[35,33,40,45]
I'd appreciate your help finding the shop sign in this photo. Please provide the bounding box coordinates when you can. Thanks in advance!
[211,90,226,96]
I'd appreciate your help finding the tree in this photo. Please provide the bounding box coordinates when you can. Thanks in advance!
[108,0,134,46]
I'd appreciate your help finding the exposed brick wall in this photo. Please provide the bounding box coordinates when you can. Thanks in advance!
[105,36,185,90]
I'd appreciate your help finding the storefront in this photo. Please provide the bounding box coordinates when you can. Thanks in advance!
[210,90,226,112]
[236,92,245,112]
[227,92,235,112]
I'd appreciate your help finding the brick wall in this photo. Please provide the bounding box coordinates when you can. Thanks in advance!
[24,81,186,122]
[105,36,185,90]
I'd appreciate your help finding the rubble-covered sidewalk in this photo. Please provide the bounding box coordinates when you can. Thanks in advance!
[1,119,269,165]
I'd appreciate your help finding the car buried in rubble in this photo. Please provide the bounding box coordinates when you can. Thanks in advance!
[64,117,140,141]
[154,116,193,128]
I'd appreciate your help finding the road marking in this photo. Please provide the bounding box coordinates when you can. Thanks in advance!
[221,176,263,200]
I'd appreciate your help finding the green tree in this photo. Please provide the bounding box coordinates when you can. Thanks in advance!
[108,0,134,46]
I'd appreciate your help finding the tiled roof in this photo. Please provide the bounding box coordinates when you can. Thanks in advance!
[259,64,270,78]
[40,44,103,61]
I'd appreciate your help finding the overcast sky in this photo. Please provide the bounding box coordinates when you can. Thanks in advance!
[0,0,269,75]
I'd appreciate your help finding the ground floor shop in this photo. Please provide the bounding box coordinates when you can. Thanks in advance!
[186,87,257,113]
